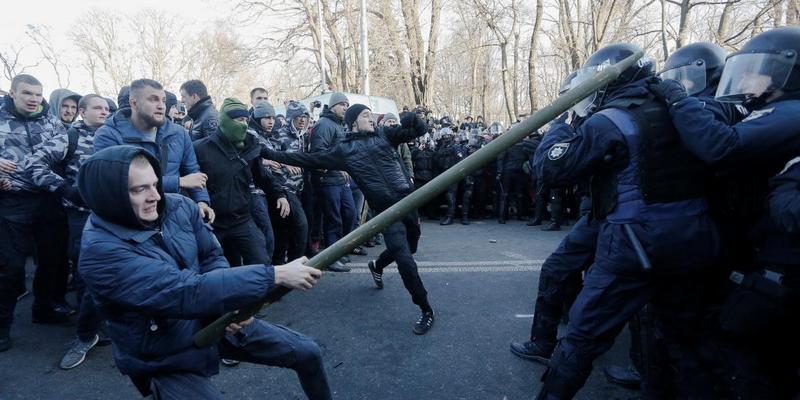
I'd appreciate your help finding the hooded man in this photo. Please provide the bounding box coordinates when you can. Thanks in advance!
[48,88,82,128]
[270,101,310,265]
[94,78,215,223]
[259,106,437,335]
[76,145,330,399]
[1,74,70,352]
[193,98,288,267]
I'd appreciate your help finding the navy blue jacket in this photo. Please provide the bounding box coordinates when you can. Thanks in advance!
[94,108,211,204]
[77,146,275,377]
[755,157,800,273]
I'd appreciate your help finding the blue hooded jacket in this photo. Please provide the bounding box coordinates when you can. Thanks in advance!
[77,145,275,377]
[93,108,210,204]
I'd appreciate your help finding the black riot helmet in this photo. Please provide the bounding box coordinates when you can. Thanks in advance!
[660,42,727,96]
[716,26,800,103]
[570,43,655,116]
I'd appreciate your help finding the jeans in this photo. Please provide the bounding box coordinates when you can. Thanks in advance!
[66,209,103,341]
[214,219,269,266]
[318,184,355,247]
[0,193,68,329]
[149,320,331,400]
[250,194,275,261]
[271,192,308,265]
[374,211,430,311]
[351,184,364,228]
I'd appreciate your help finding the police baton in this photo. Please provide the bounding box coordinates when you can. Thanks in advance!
[193,50,645,348]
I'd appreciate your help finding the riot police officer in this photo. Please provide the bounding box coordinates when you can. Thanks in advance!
[435,129,462,225]
[534,43,720,399]
[651,26,800,399]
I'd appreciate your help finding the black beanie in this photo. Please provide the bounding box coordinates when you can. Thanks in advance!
[344,104,370,130]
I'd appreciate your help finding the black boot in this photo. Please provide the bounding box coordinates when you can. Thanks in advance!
[460,215,470,225]
[0,326,10,352]
[509,340,552,363]
[440,216,454,226]
[527,217,543,226]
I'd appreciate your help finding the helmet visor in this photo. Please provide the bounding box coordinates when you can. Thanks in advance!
[715,51,797,102]
[660,63,707,96]
[570,67,600,117]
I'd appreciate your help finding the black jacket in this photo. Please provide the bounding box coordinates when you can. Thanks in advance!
[261,112,426,212]
[194,131,285,230]
[411,147,436,181]
[185,96,219,141]
[309,109,347,186]
[497,138,538,174]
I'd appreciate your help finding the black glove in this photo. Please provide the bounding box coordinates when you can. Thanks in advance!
[649,79,688,107]
[56,183,83,205]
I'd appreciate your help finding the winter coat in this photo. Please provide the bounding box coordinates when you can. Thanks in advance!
[185,96,219,141]
[94,108,210,204]
[261,112,427,212]
[26,120,97,211]
[0,95,65,192]
[77,145,275,377]
[309,109,347,186]
[271,122,307,194]
[193,130,285,230]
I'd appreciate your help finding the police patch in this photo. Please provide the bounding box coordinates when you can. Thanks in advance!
[741,107,774,123]
[548,143,570,161]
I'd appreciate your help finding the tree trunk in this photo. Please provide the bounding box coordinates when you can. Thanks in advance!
[528,0,543,112]
[400,0,425,105]
[499,43,515,124]
[676,0,690,48]
[661,0,669,60]
[321,0,350,91]
[422,0,442,106]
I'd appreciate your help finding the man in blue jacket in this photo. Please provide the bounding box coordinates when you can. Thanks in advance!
[94,78,215,223]
[77,145,331,399]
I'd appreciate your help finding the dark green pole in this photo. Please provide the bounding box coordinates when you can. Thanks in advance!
[193,50,645,347]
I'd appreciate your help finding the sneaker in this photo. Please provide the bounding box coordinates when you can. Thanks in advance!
[509,340,552,363]
[413,310,434,335]
[603,365,642,388]
[373,234,383,246]
[59,334,100,369]
[327,261,351,272]
[367,260,383,289]
[221,358,240,367]
[350,246,367,256]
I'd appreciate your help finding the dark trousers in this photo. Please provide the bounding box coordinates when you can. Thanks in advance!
[271,192,308,265]
[66,209,103,341]
[318,184,355,247]
[0,193,68,330]
[540,218,720,399]
[351,184,364,228]
[214,219,269,266]
[149,320,331,400]
[414,179,437,219]
[374,211,430,311]
[250,194,275,261]
[530,215,598,348]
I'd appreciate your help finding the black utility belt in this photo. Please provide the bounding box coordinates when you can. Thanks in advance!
[729,269,795,300]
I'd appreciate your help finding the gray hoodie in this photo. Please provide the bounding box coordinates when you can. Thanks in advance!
[48,88,82,127]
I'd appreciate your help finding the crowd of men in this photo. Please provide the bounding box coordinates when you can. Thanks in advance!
[0,24,798,400]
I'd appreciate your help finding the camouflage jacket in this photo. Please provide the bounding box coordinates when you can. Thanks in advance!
[271,123,307,194]
[25,120,96,211]
[0,96,66,193]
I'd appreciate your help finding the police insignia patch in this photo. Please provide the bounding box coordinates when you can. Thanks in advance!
[742,107,774,123]
[548,143,570,160]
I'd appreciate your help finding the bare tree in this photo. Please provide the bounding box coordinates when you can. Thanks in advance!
[0,45,40,82]
[528,0,544,111]
[26,25,71,88]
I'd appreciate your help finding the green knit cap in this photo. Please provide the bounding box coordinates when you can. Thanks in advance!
[219,97,249,146]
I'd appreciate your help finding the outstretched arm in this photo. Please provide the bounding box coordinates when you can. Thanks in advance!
[384,112,428,146]
[260,146,345,171]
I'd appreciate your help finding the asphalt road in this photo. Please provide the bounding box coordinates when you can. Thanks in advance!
[0,218,639,400]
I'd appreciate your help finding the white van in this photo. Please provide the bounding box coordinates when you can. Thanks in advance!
[274,92,400,122]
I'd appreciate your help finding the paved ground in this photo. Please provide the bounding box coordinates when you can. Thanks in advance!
[0,218,639,399]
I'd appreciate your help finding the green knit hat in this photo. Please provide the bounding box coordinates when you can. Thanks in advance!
[219,98,249,146]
